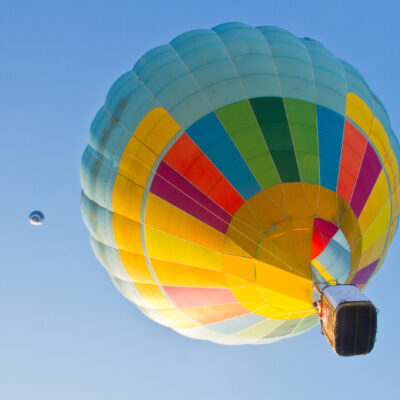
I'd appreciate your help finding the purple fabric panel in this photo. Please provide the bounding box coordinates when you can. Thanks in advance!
[150,161,231,233]
[351,259,379,287]
[350,144,382,217]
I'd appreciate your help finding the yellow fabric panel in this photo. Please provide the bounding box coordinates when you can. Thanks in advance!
[346,93,373,134]
[257,218,313,279]
[154,309,198,329]
[118,140,157,187]
[113,213,144,254]
[356,228,388,270]
[361,201,391,252]
[231,285,266,304]
[281,184,315,217]
[145,193,225,252]
[115,107,180,188]
[262,184,289,216]
[339,207,360,246]
[223,254,256,283]
[112,175,144,222]
[301,183,320,215]
[255,260,312,305]
[388,218,398,247]
[225,215,263,257]
[144,226,223,271]
[312,259,335,282]
[224,272,254,288]
[222,236,252,257]
[133,108,181,153]
[150,258,228,288]
[316,188,341,226]
[119,251,154,284]
[392,184,400,216]
[384,151,399,194]
[134,283,172,309]
[359,171,390,233]
[350,239,362,271]
[369,116,390,161]
[245,190,286,231]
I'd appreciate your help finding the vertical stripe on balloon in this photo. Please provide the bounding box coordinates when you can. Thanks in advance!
[250,97,300,182]
[317,105,345,192]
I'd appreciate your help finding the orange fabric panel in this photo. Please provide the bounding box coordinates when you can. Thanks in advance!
[337,121,368,203]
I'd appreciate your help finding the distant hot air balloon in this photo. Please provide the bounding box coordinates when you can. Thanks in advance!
[80,23,400,354]
[29,210,44,226]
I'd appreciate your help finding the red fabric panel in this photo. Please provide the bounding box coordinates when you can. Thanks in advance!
[337,121,368,203]
[163,133,244,215]
[311,218,338,259]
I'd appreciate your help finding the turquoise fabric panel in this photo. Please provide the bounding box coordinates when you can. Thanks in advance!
[302,38,347,116]
[104,71,159,137]
[134,43,212,130]
[257,26,315,103]
[80,146,116,210]
[213,22,281,99]
[342,60,374,110]
[170,29,248,111]
[80,192,117,248]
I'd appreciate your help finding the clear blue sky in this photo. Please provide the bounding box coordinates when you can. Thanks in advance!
[1,1,400,399]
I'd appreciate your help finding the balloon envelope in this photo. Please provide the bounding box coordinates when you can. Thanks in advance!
[29,210,44,226]
[81,23,400,345]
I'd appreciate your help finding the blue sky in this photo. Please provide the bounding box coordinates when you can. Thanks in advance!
[1,1,400,399]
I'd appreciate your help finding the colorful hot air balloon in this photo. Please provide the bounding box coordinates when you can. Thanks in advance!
[80,23,400,346]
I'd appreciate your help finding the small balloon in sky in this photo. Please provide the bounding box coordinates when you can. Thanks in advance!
[29,210,44,226]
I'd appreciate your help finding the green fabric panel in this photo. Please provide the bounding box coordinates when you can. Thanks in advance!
[292,314,319,334]
[284,99,319,185]
[216,100,281,189]
[250,97,300,182]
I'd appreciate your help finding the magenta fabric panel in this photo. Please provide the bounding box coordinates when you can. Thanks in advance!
[350,144,382,217]
[150,161,231,233]
[163,286,237,308]
[351,259,380,288]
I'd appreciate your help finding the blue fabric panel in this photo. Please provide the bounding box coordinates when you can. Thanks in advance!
[186,112,262,199]
[206,313,265,335]
[317,105,344,191]
[316,239,351,284]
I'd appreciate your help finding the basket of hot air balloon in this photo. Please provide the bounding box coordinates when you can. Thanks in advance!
[80,23,400,355]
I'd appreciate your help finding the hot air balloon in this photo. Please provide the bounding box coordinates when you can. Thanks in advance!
[29,210,44,226]
[80,23,400,354]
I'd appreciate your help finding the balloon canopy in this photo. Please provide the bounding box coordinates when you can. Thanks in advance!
[81,23,400,345]
[29,210,44,226]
